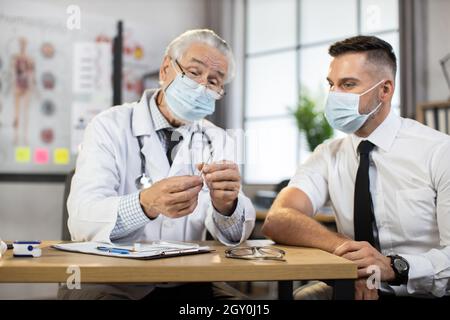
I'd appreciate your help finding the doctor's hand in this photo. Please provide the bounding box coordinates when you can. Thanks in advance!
[139,175,203,219]
[334,240,395,282]
[198,161,240,216]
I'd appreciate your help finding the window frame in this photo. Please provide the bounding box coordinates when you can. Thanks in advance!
[242,0,400,185]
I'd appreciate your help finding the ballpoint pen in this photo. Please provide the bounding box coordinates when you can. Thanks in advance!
[96,246,131,254]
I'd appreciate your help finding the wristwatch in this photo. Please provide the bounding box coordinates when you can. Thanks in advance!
[387,255,410,286]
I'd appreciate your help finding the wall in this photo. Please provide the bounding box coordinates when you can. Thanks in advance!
[426,0,450,101]
[0,0,208,299]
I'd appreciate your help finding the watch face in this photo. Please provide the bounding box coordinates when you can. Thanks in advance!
[394,258,408,272]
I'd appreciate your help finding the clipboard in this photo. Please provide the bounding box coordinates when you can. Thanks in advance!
[52,241,213,260]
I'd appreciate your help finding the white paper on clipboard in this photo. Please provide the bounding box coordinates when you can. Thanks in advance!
[52,241,212,260]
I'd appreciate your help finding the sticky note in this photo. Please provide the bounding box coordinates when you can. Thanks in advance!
[34,148,49,164]
[54,148,70,165]
[15,147,31,163]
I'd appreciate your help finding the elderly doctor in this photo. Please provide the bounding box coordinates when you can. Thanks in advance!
[59,29,255,300]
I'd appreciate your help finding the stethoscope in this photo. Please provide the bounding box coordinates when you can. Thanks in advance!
[135,127,214,190]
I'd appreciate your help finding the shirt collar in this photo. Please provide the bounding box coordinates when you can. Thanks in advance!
[351,110,402,154]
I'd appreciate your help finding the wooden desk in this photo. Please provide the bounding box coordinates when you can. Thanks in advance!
[0,240,356,300]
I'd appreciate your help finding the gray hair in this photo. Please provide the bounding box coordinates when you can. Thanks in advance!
[165,29,236,83]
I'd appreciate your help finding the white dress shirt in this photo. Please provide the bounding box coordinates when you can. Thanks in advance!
[289,110,450,297]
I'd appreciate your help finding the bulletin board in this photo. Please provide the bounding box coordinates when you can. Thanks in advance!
[0,2,115,177]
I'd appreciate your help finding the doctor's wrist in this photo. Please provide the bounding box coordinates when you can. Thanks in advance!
[139,191,159,220]
[212,199,238,216]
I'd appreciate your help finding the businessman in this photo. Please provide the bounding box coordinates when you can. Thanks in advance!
[263,35,450,300]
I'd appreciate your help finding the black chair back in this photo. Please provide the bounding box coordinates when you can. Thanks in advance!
[62,170,75,241]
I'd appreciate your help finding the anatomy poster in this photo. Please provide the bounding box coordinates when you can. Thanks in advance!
[0,1,114,174]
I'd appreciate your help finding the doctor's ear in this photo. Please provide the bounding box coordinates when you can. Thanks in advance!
[159,56,172,83]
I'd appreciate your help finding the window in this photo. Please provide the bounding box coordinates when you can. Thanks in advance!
[243,0,400,184]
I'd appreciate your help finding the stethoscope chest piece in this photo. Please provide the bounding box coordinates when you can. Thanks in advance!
[135,173,152,190]
[134,124,214,190]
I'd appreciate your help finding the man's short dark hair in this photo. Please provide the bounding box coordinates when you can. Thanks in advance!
[328,35,397,77]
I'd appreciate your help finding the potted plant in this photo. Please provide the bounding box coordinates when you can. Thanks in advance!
[292,95,334,151]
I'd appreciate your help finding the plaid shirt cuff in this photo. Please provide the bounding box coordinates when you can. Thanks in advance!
[212,197,245,242]
[110,191,149,240]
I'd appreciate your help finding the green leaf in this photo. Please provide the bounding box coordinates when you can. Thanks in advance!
[292,94,334,151]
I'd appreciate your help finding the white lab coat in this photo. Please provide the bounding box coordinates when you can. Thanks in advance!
[67,89,255,247]
[64,89,256,299]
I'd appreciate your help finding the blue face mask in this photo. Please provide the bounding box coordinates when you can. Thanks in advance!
[164,61,220,123]
[325,79,385,133]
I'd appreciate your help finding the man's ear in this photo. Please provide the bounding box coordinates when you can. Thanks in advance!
[159,56,171,83]
[381,79,394,100]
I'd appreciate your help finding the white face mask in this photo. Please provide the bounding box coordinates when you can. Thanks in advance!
[164,60,220,123]
[324,79,385,133]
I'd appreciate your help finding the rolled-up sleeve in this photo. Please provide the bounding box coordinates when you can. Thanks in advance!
[401,142,450,297]
[402,248,450,297]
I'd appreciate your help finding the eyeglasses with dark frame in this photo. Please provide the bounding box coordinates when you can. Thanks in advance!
[225,246,286,261]
[174,59,226,98]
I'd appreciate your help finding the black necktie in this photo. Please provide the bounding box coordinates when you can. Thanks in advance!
[161,128,183,166]
[354,140,378,247]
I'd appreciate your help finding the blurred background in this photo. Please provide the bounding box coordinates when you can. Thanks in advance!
[1,0,450,299]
